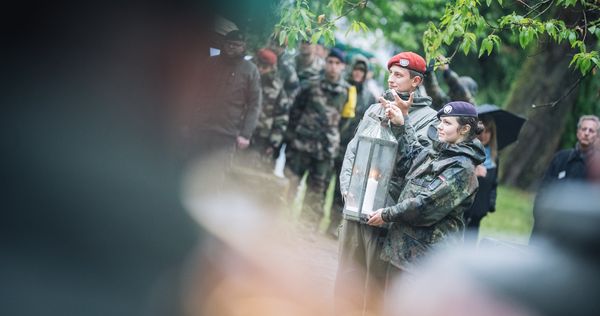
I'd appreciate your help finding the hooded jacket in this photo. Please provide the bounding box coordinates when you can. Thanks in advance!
[339,91,438,198]
[380,122,486,271]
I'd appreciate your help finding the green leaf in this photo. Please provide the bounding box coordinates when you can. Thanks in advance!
[311,31,323,43]
[486,0,492,6]
[478,37,493,57]
[278,30,287,45]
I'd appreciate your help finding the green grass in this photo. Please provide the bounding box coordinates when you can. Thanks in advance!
[479,185,535,245]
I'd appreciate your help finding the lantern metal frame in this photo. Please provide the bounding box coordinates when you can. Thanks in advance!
[343,119,398,223]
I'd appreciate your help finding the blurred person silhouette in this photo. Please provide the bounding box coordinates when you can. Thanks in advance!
[268,38,301,101]
[295,39,325,84]
[335,52,438,315]
[367,100,485,309]
[181,161,343,316]
[188,29,262,159]
[532,115,599,235]
[1,2,209,316]
[245,48,290,169]
[424,62,477,110]
[285,48,352,223]
[464,114,498,244]
[384,181,600,316]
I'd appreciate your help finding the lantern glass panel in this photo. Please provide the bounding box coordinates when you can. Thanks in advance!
[345,139,371,218]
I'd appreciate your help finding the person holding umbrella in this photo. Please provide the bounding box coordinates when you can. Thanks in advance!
[464,104,526,244]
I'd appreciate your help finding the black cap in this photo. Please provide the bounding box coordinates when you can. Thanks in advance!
[327,47,346,63]
[437,101,478,119]
[225,30,245,42]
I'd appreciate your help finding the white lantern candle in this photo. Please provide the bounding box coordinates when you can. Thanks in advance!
[361,177,378,215]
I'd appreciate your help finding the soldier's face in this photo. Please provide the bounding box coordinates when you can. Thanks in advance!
[257,63,274,75]
[437,116,469,144]
[325,57,345,80]
[388,65,419,93]
[222,40,246,58]
[577,119,599,149]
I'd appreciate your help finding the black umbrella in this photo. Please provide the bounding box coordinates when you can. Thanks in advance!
[477,104,527,151]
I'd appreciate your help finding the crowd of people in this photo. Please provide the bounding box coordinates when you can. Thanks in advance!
[184,27,600,315]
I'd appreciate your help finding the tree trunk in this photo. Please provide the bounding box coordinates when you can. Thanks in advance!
[500,41,580,190]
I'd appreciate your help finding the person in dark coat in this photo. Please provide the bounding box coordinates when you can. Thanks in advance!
[188,30,262,160]
[464,115,498,244]
[532,114,599,235]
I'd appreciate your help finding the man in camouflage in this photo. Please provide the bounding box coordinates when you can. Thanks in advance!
[424,63,477,110]
[335,52,438,316]
[286,48,351,218]
[295,39,325,84]
[249,48,290,167]
[269,39,300,101]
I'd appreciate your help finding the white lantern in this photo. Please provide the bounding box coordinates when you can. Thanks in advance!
[343,116,398,222]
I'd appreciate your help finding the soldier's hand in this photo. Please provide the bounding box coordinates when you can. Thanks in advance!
[236,136,250,149]
[379,97,404,126]
[391,90,413,116]
[475,165,487,177]
[265,146,275,156]
[366,209,385,226]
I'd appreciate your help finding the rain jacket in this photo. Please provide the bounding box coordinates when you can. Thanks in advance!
[380,122,485,271]
[339,92,438,199]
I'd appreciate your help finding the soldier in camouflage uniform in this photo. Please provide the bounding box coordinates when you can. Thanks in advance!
[269,39,300,101]
[286,48,350,218]
[335,52,438,316]
[367,101,485,277]
[249,48,290,167]
[424,63,477,110]
[295,40,325,84]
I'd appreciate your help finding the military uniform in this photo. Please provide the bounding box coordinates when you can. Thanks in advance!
[296,55,324,84]
[250,71,290,164]
[380,121,485,272]
[335,92,438,315]
[286,75,350,215]
[277,51,300,101]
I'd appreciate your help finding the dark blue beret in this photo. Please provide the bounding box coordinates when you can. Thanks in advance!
[437,101,478,119]
[327,47,346,63]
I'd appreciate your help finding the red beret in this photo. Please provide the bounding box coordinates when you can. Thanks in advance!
[256,48,278,66]
[387,52,426,74]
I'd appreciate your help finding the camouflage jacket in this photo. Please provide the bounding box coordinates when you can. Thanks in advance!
[252,71,290,149]
[287,76,350,160]
[424,68,475,111]
[339,91,438,199]
[277,52,300,100]
[380,123,485,271]
[296,55,324,84]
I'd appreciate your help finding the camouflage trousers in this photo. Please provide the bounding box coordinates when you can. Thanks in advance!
[285,149,333,215]
[334,220,389,315]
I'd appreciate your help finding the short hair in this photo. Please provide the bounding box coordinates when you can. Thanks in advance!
[408,69,424,80]
[578,115,600,132]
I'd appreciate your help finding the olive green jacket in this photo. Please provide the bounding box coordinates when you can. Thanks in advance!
[380,122,485,271]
